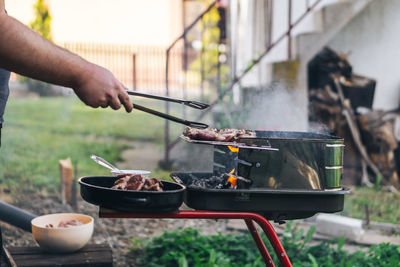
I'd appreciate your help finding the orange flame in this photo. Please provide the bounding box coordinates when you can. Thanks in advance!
[227,168,237,187]
[227,146,239,153]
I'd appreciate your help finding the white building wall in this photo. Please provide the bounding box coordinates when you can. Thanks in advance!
[328,0,400,110]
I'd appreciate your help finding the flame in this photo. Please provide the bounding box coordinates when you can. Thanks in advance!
[227,146,239,153]
[227,168,237,187]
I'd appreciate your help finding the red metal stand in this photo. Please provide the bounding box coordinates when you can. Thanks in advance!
[99,209,292,267]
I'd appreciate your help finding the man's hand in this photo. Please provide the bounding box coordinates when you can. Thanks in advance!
[73,64,133,112]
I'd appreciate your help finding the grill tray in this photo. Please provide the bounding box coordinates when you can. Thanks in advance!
[170,172,350,221]
[180,135,278,151]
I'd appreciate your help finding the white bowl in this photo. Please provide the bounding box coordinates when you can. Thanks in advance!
[31,213,94,253]
[111,169,151,177]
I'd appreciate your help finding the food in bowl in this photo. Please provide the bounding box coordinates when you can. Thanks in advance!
[31,213,94,253]
[112,174,163,191]
[45,219,84,228]
[183,126,255,142]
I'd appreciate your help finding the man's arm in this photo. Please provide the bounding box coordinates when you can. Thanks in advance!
[0,1,132,112]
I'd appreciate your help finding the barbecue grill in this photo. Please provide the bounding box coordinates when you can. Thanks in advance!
[172,130,349,221]
[79,130,350,223]
[79,130,349,267]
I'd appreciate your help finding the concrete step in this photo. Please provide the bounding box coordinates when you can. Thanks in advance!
[316,214,365,241]
[293,32,324,62]
[320,1,354,30]
[294,0,373,62]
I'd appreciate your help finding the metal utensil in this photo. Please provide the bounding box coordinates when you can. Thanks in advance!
[90,154,120,172]
[126,90,209,110]
[132,103,209,129]
[126,90,209,129]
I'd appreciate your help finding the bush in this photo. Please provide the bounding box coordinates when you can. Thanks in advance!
[132,221,400,267]
[132,227,263,267]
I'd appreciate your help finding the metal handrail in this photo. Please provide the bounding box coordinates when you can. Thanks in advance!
[164,0,219,164]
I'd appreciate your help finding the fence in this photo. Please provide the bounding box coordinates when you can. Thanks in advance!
[61,42,201,96]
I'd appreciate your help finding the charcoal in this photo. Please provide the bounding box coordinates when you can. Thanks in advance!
[186,174,232,189]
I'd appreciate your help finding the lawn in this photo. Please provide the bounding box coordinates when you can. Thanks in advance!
[342,186,400,225]
[0,96,183,191]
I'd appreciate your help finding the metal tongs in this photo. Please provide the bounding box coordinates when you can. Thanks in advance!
[126,90,209,129]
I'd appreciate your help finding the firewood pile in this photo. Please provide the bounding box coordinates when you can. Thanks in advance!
[308,47,400,188]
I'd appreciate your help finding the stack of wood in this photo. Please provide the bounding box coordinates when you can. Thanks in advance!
[308,47,400,187]
[358,110,399,185]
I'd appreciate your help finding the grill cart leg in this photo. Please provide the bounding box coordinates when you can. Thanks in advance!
[245,219,275,267]
[251,215,292,267]
[99,209,293,267]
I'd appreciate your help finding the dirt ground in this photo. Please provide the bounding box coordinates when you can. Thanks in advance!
[116,141,163,171]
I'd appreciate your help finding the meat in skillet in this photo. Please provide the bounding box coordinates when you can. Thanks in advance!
[111,174,163,191]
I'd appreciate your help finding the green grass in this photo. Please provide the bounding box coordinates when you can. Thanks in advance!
[342,186,400,224]
[4,97,182,142]
[0,96,182,191]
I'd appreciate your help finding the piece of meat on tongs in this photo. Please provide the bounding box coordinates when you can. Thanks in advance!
[183,127,218,141]
[183,127,256,142]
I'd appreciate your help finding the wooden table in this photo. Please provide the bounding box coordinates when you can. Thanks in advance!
[0,244,112,267]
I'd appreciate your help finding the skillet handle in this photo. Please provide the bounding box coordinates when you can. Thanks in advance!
[121,196,150,206]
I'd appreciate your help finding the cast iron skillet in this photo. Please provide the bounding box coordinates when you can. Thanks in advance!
[79,176,185,212]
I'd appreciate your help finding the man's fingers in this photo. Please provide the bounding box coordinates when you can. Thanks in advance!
[108,94,122,110]
[118,83,133,113]
[119,91,133,113]
[98,97,108,108]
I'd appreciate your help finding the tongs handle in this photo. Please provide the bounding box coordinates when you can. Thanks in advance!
[132,103,209,129]
[126,90,209,110]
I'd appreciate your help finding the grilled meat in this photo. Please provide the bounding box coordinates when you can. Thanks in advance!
[111,174,163,191]
[183,127,255,142]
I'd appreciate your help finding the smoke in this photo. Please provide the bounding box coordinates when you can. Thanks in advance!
[308,121,331,134]
[241,83,308,132]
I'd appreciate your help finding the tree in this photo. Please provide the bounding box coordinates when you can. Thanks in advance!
[30,0,53,41]
[20,0,53,96]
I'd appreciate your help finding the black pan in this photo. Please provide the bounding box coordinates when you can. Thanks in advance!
[170,172,350,221]
[79,176,185,212]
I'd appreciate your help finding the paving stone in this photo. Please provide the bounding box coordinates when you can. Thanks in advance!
[316,214,364,241]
